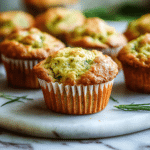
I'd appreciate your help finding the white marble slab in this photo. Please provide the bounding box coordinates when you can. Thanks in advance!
[0,63,150,139]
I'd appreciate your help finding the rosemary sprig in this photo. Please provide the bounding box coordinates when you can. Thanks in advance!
[0,93,33,107]
[114,103,150,111]
[110,96,119,103]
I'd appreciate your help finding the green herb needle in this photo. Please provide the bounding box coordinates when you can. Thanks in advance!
[114,103,150,111]
[0,93,33,107]
[110,96,119,103]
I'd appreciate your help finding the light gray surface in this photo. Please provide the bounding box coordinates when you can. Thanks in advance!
[1,60,150,149]
[0,63,150,139]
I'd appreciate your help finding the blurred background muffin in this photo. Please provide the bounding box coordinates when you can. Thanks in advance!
[0,28,65,88]
[0,11,34,39]
[124,14,150,42]
[0,0,149,21]
[118,33,150,93]
[35,7,85,42]
[34,47,118,114]
[66,17,127,49]
[0,11,35,62]
[24,0,79,16]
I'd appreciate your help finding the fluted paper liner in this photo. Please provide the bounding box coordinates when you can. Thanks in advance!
[2,54,41,88]
[38,79,114,115]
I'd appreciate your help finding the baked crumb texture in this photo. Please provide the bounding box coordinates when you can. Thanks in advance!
[35,8,85,40]
[34,47,118,114]
[118,33,150,93]
[124,14,150,41]
[0,28,65,59]
[0,28,65,88]
[34,47,118,85]
[24,0,79,16]
[0,11,35,62]
[0,11,34,38]
[66,17,127,49]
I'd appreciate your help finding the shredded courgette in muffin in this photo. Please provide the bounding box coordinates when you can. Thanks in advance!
[7,28,47,49]
[70,18,117,44]
[0,20,14,29]
[129,34,150,60]
[46,13,79,35]
[127,14,150,36]
[43,48,99,82]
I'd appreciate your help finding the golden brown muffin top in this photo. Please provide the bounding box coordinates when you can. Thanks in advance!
[24,0,78,6]
[0,11,35,38]
[66,17,127,49]
[0,28,65,59]
[124,14,150,41]
[118,33,150,68]
[34,47,118,85]
[35,8,85,37]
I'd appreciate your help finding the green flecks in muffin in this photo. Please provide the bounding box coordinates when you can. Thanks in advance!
[7,29,47,50]
[13,14,30,28]
[0,20,14,29]
[55,75,62,80]
[32,36,45,48]
[129,34,150,59]
[46,13,79,35]
[71,24,115,44]
[84,59,93,69]
[43,48,98,82]
[127,15,150,36]
[32,41,43,48]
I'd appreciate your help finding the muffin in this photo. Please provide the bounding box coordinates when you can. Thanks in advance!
[124,14,150,42]
[118,33,150,93]
[0,11,35,39]
[66,17,127,70]
[35,7,85,42]
[0,11,35,62]
[0,28,65,88]
[34,47,118,115]
[24,0,79,16]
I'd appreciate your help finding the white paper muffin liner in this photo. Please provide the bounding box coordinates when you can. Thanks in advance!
[38,78,114,115]
[2,54,41,88]
[101,47,122,57]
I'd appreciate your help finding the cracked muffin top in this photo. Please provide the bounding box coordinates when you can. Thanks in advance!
[0,11,35,38]
[118,33,150,68]
[124,14,150,41]
[35,8,85,39]
[34,47,118,85]
[0,28,65,59]
[66,17,127,49]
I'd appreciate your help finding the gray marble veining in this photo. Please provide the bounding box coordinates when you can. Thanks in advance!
[0,127,150,150]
